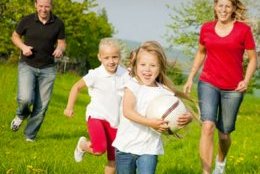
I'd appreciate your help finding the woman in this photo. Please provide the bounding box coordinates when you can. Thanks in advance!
[183,0,257,174]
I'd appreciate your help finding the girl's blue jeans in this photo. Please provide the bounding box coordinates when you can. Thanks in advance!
[115,149,158,174]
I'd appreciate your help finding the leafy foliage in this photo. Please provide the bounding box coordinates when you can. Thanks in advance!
[167,61,185,85]
[0,0,34,58]
[166,0,213,56]
[53,0,114,74]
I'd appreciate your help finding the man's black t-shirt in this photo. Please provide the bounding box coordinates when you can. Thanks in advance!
[16,13,65,68]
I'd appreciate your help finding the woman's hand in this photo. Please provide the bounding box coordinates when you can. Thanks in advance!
[235,80,248,92]
[183,79,193,94]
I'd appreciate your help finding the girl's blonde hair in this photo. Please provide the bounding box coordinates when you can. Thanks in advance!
[129,41,200,123]
[98,37,121,57]
[127,50,137,68]
[214,0,247,21]
[129,41,191,101]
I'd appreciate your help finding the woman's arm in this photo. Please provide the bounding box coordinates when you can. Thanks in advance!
[235,49,257,92]
[183,44,206,94]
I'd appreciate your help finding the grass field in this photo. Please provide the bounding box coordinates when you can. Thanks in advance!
[0,63,259,174]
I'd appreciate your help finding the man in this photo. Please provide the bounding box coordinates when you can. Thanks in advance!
[10,0,66,142]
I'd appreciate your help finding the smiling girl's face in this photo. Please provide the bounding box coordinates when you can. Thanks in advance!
[136,50,160,87]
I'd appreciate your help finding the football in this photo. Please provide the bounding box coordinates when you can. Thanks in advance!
[146,94,187,134]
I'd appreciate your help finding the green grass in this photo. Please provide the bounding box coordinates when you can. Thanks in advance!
[0,63,259,174]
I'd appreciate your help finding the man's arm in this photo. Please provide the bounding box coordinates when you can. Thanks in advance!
[11,31,33,56]
[52,39,66,58]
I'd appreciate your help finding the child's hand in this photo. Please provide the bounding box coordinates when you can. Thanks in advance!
[149,118,169,133]
[64,108,74,117]
[177,112,193,126]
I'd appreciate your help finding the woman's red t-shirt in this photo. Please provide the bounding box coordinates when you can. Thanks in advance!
[199,20,255,90]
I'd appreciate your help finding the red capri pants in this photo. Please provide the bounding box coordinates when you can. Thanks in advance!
[87,116,117,161]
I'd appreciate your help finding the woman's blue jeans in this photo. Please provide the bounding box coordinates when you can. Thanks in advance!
[116,149,158,174]
[198,81,244,133]
[16,62,56,139]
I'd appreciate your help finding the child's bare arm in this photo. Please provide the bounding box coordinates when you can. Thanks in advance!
[123,88,168,132]
[177,112,193,126]
[64,79,87,117]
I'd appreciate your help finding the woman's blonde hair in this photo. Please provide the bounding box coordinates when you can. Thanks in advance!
[214,0,247,21]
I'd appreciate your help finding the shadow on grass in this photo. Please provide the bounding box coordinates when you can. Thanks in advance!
[39,130,88,141]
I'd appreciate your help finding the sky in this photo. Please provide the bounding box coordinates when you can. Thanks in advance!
[93,0,181,46]
[79,0,259,47]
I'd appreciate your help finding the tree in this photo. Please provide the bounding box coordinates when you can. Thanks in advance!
[166,0,213,56]
[0,0,114,74]
[0,0,34,59]
[167,61,185,86]
[53,0,114,73]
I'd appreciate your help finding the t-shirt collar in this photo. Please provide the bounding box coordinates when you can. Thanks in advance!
[100,64,124,77]
[132,77,161,88]
[34,12,55,24]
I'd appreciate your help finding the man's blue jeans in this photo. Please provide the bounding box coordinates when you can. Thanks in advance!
[116,149,158,174]
[16,62,56,139]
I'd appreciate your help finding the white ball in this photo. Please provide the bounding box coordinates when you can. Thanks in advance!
[146,94,187,133]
